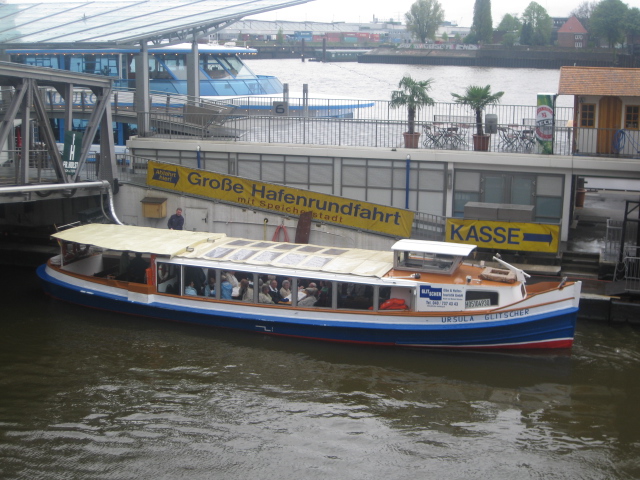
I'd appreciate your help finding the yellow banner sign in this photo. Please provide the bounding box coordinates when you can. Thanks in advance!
[147,161,414,237]
[446,219,560,253]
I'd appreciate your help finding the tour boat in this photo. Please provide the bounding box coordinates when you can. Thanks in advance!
[37,224,581,350]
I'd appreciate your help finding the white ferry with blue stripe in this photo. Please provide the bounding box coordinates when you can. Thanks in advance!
[9,43,282,96]
[37,224,581,350]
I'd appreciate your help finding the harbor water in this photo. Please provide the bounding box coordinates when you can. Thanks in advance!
[2,63,640,478]
[2,265,640,479]
[244,59,574,108]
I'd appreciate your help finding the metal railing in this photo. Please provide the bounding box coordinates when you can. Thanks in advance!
[605,219,638,261]
[412,212,446,241]
[622,246,640,293]
[145,112,582,155]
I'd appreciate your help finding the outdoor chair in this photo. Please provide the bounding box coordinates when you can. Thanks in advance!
[498,126,520,151]
[422,124,444,149]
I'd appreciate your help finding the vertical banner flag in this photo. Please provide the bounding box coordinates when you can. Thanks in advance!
[62,131,83,177]
[536,93,555,155]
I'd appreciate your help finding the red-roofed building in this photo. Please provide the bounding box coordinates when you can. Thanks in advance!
[557,16,588,49]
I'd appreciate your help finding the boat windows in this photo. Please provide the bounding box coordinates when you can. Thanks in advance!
[200,55,232,79]
[149,56,174,80]
[14,54,59,69]
[338,282,374,310]
[157,262,178,294]
[183,266,207,296]
[464,290,499,309]
[218,56,253,78]
[398,251,457,274]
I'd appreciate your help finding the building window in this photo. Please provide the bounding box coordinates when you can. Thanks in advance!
[625,106,639,129]
[580,104,596,128]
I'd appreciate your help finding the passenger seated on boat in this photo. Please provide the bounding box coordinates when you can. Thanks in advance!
[186,267,206,295]
[127,252,148,283]
[185,281,198,296]
[119,251,131,278]
[204,277,216,297]
[225,271,239,296]
[298,288,318,307]
[219,275,233,300]
[157,264,170,283]
[239,279,253,302]
[280,280,292,301]
[259,285,275,304]
[268,279,285,303]
[316,281,331,307]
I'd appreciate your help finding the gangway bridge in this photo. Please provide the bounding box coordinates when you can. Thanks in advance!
[0,62,239,205]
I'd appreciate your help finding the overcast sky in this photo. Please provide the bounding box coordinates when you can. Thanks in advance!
[252,0,640,28]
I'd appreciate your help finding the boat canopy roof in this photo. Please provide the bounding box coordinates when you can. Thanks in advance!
[391,239,477,257]
[52,224,396,278]
[52,224,221,257]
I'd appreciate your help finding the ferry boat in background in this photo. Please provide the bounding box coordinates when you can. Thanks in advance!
[9,43,283,97]
[37,224,581,350]
[8,43,373,146]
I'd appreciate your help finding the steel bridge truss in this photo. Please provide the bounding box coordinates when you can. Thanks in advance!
[0,61,116,189]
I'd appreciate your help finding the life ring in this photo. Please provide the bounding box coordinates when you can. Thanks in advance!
[380,298,406,310]
[272,224,290,242]
[384,304,409,310]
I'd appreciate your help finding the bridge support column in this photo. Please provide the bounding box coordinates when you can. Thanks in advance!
[135,41,150,136]
[18,80,32,185]
[187,39,200,101]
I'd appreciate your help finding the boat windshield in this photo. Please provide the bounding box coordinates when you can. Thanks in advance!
[217,56,255,78]
[200,54,231,79]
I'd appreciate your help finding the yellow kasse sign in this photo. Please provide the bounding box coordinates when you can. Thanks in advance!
[147,161,414,237]
[446,218,560,253]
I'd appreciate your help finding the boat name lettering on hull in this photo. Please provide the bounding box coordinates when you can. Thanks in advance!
[484,309,530,320]
[438,308,531,323]
[440,316,475,323]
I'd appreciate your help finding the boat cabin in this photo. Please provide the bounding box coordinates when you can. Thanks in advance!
[392,239,476,275]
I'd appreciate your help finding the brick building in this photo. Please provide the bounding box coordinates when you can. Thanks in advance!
[557,16,588,49]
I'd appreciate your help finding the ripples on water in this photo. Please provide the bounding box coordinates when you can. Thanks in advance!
[2,268,640,479]
[245,59,573,108]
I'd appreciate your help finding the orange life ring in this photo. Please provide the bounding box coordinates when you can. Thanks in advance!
[380,298,406,310]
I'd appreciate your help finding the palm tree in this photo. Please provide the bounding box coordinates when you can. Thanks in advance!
[451,85,504,136]
[391,76,435,135]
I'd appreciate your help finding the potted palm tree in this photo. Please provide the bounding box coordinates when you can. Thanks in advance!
[391,75,435,149]
[451,85,504,151]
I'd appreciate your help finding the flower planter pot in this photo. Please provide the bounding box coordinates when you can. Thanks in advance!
[473,134,490,151]
[403,132,421,149]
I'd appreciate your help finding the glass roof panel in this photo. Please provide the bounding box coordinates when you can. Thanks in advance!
[0,0,313,45]
[276,253,307,266]
[252,250,284,263]
[302,256,333,268]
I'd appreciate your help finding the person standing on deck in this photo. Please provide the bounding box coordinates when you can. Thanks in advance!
[167,208,184,230]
